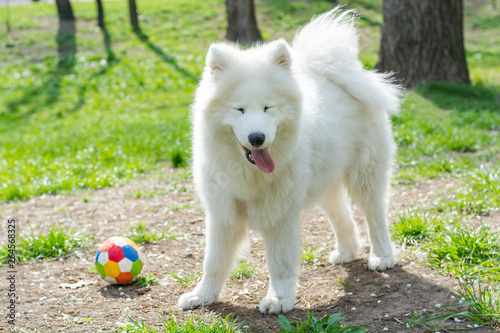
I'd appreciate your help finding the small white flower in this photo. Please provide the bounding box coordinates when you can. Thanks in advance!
[370,293,376,297]
[382,328,388,331]
[347,292,353,295]
[377,300,382,303]
[450,295,455,299]
[435,303,441,308]
[454,318,461,322]
[406,284,411,287]
[356,279,360,282]
[351,307,356,311]
[384,314,389,318]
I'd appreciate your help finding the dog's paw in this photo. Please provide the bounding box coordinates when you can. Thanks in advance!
[259,296,295,314]
[367,254,395,271]
[328,249,358,265]
[178,291,216,310]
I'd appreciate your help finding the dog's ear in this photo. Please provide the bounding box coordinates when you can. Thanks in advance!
[269,39,292,70]
[206,43,232,78]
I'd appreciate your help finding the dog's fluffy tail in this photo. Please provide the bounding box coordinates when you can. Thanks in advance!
[292,7,401,114]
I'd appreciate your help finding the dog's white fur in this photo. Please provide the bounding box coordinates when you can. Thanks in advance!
[179,8,400,314]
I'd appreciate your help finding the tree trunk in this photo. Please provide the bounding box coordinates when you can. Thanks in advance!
[56,0,75,21]
[226,0,262,45]
[128,0,139,28]
[96,0,104,28]
[376,0,470,88]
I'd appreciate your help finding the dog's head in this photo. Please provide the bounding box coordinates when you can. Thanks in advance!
[195,39,302,173]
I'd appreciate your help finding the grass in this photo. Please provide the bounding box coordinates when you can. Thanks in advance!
[132,274,159,288]
[0,225,90,262]
[441,169,500,215]
[402,279,500,330]
[459,278,500,327]
[230,261,257,280]
[302,239,330,264]
[278,311,366,333]
[391,210,436,246]
[126,221,178,244]
[0,1,499,202]
[166,271,202,286]
[118,313,243,333]
[425,220,500,280]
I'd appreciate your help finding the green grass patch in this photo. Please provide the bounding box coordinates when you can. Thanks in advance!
[441,169,500,216]
[166,271,202,286]
[391,210,439,246]
[119,313,243,333]
[459,278,500,328]
[0,225,91,262]
[425,220,500,280]
[126,221,178,244]
[230,261,257,280]
[278,311,366,333]
[302,239,330,264]
[132,274,159,288]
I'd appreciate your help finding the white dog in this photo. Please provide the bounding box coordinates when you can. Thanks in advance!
[179,8,400,314]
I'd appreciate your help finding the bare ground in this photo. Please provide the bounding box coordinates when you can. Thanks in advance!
[1,167,499,332]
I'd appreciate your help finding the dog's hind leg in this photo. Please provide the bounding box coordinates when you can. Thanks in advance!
[348,170,395,271]
[321,185,360,265]
[178,201,247,310]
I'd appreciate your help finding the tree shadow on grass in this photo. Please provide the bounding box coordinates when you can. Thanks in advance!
[414,82,500,114]
[6,20,118,117]
[6,19,77,117]
[69,25,118,114]
[132,27,198,83]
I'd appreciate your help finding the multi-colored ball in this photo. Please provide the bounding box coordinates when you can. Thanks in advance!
[95,236,143,284]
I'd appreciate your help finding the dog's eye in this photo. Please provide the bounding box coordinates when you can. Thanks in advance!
[264,106,273,112]
[234,108,245,114]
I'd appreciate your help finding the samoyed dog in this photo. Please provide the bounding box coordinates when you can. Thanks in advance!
[179,8,400,314]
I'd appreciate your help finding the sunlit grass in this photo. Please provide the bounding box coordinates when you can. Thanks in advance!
[230,261,257,280]
[441,169,500,216]
[126,221,178,244]
[118,313,243,333]
[132,274,159,288]
[391,210,437,246]
[425,220,500,280]
[302,239,330,264]
[0,225,91,262]
[166,271,202,286]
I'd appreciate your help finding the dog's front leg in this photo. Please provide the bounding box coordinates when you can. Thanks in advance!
[178,206,246,310]
[260,216,301,314]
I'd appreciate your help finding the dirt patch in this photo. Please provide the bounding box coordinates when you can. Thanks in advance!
[0,168,496,332]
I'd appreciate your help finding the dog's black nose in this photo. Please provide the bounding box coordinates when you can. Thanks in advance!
[248,132,265,147]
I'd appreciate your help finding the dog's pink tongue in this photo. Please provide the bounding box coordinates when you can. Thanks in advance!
[251,148,275,173]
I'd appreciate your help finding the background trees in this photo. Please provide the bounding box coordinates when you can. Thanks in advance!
[376,0,470,88]
[55,0,75,21]
[225,0,262,45]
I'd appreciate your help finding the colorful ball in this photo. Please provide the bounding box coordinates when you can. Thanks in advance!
[95,236,143,285]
